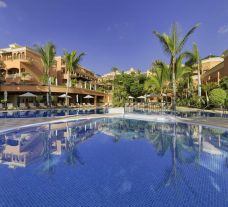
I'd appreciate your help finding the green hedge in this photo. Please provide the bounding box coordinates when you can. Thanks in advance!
[209,88,227,107]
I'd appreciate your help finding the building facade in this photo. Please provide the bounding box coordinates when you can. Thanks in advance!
[201,51,228,84]
[0,43,106,106]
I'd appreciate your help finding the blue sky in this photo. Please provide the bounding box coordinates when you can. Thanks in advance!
[0,0,228,74]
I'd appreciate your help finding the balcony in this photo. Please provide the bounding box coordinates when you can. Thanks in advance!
[0,56,32,64]
[5,73,33,82]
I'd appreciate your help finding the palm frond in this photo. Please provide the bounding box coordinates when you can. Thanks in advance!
[178,23,200,53]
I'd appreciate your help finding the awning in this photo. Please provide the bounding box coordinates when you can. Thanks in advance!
[59,94,72,98]
[137,95,145,99]
[19,92,37,97]
[84,95,94,99]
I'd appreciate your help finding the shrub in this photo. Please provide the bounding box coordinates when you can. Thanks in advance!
[209,88,227,107]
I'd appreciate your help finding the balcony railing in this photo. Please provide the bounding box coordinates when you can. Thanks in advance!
[5,73,32,81]
[0,56,32,63]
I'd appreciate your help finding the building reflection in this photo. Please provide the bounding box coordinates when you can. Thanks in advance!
[0,118,228,177]
[0,119,101,169]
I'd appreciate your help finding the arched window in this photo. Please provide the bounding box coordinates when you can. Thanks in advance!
[21,52,25,59]
[17,53,21,59]
[13,53,17,60]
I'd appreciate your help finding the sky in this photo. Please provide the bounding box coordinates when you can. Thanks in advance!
[0,0,228,75]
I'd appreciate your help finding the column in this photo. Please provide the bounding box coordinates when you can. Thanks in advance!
[84,82,87,89]
[94,95,97,106]
[76,94,79,103]
[217,71,220,84]
[89,82,92,90]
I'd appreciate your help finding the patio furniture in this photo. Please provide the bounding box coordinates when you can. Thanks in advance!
[70,103,77,108]
[29,103,36,109]
[7,103,14,110]
[39,103,47,108]
[19,103,27,110]
[57,103,63,108]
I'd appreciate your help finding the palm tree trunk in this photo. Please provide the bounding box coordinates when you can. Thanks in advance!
[197,63,201,97]
[205,90,209,105]
[172,58,176,113]
[48,75,51,108]
[65,72,70,106]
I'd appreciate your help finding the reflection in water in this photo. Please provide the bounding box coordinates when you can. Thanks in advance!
[0,118,228,174]
[0,118,228,206]
[0,119,101,170]
[0,119,228,173]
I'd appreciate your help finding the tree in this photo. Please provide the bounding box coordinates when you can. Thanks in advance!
[186,43,202,97]
[148,60,170,101]
[220,77,228,91]
[111,67,120,74]
[36,42,56,107]
[112,73,146,106]
[202,82,217,105]
[153,23,199,111]
[64,50,85,106]
[209,88,227,108]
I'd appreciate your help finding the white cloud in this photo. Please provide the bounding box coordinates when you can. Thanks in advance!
[218,25,228,34]
[0,1,7,8]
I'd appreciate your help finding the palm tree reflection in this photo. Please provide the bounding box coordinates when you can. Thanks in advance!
[41,123,55,175]
[65,122,84,166]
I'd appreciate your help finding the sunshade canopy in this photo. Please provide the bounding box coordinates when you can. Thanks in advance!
[137,95,145,99]
[59,94,72,98]
[128,96,134,99]
[84,95,94,99]
[19,92,37,97]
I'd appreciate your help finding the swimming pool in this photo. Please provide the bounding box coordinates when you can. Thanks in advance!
[0,108,106,118]
[0,118,228,206]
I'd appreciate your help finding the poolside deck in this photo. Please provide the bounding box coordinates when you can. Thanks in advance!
[0,113,121,132]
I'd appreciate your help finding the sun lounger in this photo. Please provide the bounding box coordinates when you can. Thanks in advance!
[29,103,36,109]
[57,103,63,108]
[39,103,47,108]
[7,103,14,110]
[19,103,27,110]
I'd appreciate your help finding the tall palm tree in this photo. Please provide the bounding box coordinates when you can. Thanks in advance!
[153,23,199,110]
[149,60,170,102]
[36,42,56,108]
[64,50,85,106]
[186,43,202,97]
[111,67,120,74]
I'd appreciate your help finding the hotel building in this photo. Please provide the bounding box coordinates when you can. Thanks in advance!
[201,50,228,84]
[0,43,106,107]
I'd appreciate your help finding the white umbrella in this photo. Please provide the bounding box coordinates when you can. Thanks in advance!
[19,92,37,97]
[59,94,72,98]
[84,95,94,99]
[128,96,134,99]
[137,95,145,99]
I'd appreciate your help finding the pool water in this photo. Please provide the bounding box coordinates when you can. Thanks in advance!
[0,118,228,206]
[0,108,106,118]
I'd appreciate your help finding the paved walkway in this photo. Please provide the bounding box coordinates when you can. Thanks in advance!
[0,113,122,132]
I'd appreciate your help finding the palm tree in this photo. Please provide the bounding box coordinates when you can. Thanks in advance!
[36,42,56,108]
[149,60,170,102]
[186,43,202,97]
[64,50,85,106]
[111,67,120,75]
[153,23,199,110]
